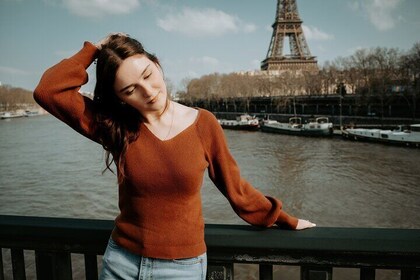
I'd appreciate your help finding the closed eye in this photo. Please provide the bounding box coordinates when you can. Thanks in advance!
[144,71,152,79]
[126,86,136,95]
[118,64,151,94]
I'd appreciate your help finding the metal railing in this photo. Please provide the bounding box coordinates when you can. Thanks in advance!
[0,215,419,280]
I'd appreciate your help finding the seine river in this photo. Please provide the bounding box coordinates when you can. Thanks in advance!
[1,114,419,280]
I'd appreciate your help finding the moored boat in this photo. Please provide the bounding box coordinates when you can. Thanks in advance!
[218,114,260,131]
[1,112,26,119]
[24,110,40,117]
[261,116,333,137]
[343,124,420,147]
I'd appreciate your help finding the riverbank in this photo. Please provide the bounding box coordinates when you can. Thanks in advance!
[214,111,420,129]
[0,107,47,119]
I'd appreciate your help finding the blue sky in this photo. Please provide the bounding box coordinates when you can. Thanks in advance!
[1,0,419,92]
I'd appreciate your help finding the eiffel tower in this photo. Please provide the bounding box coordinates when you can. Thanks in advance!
[261,0,318,73]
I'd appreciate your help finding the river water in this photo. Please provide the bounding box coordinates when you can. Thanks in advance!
[1,115,419,280]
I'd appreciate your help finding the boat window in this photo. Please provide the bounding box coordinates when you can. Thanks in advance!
[381,134,389,139]
[411,126,420,132]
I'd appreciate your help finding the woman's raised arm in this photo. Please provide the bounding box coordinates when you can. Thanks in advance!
[33,41,100,143]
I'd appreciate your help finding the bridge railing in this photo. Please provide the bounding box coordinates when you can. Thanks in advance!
[0,215,419,280]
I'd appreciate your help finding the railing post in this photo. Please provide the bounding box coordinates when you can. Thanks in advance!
[401,269,420,280]
[84,254,99,280]
[259,264,273,280]
[0,249,4,280]
[35,251,72,280]
[207,262,233,280]
[11,249,26,280]
[360,268,375,280]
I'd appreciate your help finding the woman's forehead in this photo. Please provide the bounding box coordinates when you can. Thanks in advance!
[116,55,152,80]
[119,54,150,72]
[114,55,153,89]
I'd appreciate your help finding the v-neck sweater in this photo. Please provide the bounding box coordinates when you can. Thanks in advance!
[33,42,299,259]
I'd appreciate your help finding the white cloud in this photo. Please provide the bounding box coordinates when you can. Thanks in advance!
[0,66,29,75]
[346,46,366,55]
[186,71,199,78]
[302,25,334,41]
[251,59,261,70]
[189,56,220,68]
[162,55,226,90]
[367,0,401,31]
[350,0,403,31]
[348,1,360,11]
[244,23,257,33]
[54,50,77,58]
[157,7,256,37]
[62,0,140,18]
[42,0,59,5]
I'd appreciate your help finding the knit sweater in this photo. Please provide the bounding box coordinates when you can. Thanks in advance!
[33,41,299,259]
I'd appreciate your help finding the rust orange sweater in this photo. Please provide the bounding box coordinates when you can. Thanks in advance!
[34,42,299,259]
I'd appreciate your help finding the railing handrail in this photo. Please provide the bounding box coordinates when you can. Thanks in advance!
[1,215,420,280]
[1,215,420,264]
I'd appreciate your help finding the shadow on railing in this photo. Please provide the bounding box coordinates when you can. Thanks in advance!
[0,215,419,280]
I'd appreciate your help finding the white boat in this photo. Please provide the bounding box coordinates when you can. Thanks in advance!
[218,114,260,131]
[24,110,40,117]
[344,124,420,147]
[1,112,26,119]
[261,116,333,137]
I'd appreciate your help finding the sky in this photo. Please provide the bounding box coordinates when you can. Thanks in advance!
[1,0,419,93]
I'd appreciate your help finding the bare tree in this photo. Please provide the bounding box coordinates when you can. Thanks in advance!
[0,85,38,111]
[303,71,322,95]
[400,42,420,118]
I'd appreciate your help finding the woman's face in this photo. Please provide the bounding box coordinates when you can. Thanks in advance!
[113,54,167,115]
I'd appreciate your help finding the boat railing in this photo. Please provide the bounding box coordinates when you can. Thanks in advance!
[315,117,330,124]
[0,215,419,280]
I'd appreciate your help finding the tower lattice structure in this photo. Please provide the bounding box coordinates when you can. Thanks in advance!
[261,0,318,73]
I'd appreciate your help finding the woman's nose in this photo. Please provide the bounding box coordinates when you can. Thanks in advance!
[142,89,154,99]
[137,83,154,99]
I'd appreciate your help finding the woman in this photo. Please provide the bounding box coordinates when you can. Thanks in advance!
[34,33,315,280]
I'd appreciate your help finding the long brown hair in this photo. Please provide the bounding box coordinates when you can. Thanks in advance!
[93,34,160,182]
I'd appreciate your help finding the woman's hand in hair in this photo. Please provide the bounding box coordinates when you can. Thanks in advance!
[95,33,129,50]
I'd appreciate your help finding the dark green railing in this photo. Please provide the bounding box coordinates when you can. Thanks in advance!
[0,215,419,280]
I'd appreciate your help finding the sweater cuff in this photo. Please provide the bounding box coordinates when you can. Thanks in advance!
[275,210,299,229]
[69,41,99,69]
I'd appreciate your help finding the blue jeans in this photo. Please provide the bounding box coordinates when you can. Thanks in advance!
[99,238,207,280]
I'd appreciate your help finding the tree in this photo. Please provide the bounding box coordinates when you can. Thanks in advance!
[0,85,38,111]
[400,42,420,118]
[336,82,347,96]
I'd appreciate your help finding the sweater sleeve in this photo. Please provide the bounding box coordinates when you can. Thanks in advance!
[33,41,100,143]
[198,110,298,229]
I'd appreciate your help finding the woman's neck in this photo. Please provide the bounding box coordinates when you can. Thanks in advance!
[142,100,172,124]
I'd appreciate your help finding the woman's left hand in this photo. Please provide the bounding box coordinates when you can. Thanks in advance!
[296,219,316,230]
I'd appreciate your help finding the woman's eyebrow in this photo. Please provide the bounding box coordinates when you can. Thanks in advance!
[119,64,151,93]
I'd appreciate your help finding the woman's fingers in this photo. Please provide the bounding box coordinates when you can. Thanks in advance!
[95,33,129,49]
[296,219,316,230]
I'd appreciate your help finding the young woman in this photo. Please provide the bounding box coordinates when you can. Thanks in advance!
[34,33,315,280]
